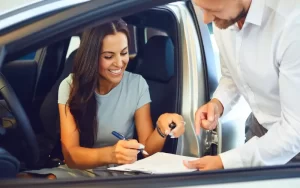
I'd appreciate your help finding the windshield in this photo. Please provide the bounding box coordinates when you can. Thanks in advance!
[0,0,90,30]
[0,0,42,16]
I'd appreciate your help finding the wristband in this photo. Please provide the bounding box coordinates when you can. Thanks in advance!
[156,126,166,138]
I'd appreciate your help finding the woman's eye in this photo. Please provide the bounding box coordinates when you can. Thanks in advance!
[121,52,128,56]
[104,56,113,59]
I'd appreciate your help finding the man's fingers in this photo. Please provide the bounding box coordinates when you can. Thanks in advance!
[185,156,224,171]
[183,159,203,169]
[183,160,196,169]
[207,103,216,122]
[212,117,219,129]
[202,119,217,130]
[201,119,210,129]
[200,112,207,120]
[195,108,204,135]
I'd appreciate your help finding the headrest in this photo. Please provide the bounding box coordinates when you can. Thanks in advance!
[136,36,174,82]
[62,50,77,77]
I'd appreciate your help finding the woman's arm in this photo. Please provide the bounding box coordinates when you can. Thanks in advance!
[59,104,139,169]
[59,104,114,169]
[134,104,185,156]
[134,104,165,155]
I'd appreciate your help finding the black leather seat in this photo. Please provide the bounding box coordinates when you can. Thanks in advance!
[0,148,20,179]
[37,51,76,164]
[134,36,177,153]
[39,51,76,142]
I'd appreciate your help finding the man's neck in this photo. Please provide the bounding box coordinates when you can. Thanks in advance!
[237,0,252,30]
[237,18,246,29]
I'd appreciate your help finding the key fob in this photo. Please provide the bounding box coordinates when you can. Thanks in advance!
[169,122,176,130]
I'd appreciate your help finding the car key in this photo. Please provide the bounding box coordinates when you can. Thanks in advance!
[169,122,177,138]
[169,122,176,130]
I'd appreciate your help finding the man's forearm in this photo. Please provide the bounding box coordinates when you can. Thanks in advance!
[211,98,224,116]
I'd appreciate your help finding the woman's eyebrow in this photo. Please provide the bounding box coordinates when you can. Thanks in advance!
[121,46,128,51]
[101,51,114,54]
[101,47,128,54]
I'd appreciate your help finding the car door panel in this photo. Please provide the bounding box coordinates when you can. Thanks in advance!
[2,164,300,187]
[166,2,205,157]
[190,1,251,154]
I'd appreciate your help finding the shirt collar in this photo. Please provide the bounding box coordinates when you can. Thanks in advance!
[229,0,265,30]
[245,0,265,26]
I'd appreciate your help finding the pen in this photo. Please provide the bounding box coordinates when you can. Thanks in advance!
[111,131,149,155]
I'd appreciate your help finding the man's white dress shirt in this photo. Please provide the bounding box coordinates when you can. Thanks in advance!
[213,0,300,168]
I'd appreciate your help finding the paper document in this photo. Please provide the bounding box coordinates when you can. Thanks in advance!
[108,152,198,174]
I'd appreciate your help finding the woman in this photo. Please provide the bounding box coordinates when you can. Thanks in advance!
[21,19,185,179]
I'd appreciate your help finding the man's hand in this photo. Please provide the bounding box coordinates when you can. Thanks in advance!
[183,155,224,171]
[195,98,224,135]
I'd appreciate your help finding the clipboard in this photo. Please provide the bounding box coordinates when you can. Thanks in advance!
[107,152,198,174]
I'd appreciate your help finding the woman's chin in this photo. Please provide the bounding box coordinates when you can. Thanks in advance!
[107,72,124,84]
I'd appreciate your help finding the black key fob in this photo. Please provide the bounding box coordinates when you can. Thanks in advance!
[169,122,176,130]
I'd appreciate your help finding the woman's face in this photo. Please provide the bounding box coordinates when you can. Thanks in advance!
[99,31,129,85]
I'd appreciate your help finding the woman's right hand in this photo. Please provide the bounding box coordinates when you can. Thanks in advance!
[111,139,141,164]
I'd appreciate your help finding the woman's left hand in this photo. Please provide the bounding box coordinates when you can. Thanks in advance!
[156,113,185,138]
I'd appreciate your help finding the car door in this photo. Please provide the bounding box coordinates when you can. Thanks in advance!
[136,1,218,158]
[161,2,206,157]
[186,1,252,155]
[165,1,223,157]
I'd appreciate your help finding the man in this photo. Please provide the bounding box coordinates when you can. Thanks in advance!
[184,0,300,170]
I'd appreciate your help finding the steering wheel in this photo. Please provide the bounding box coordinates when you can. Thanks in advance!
[0,73,39,166]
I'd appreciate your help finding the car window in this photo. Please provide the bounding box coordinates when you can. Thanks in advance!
[18,52,36,60]
[145,27,168,42]
[0,0,90,31]
[128,24,138,56]
[65,24,138,60]
[66,36,80,59]
[0,0,42,16]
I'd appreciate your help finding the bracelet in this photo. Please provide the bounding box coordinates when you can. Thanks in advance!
[156,127,166,138]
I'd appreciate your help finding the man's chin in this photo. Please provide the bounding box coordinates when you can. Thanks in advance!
[214,20,235,30]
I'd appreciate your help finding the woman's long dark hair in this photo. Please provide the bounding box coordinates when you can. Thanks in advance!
[68,19,129,148]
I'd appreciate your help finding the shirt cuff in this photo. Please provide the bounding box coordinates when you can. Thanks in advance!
[219,148,243,169]
[212,91,232,116]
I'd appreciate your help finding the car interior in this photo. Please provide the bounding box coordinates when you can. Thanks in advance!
[0,6,183,178]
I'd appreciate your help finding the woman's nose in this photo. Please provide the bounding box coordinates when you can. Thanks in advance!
[115,56,123,67]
